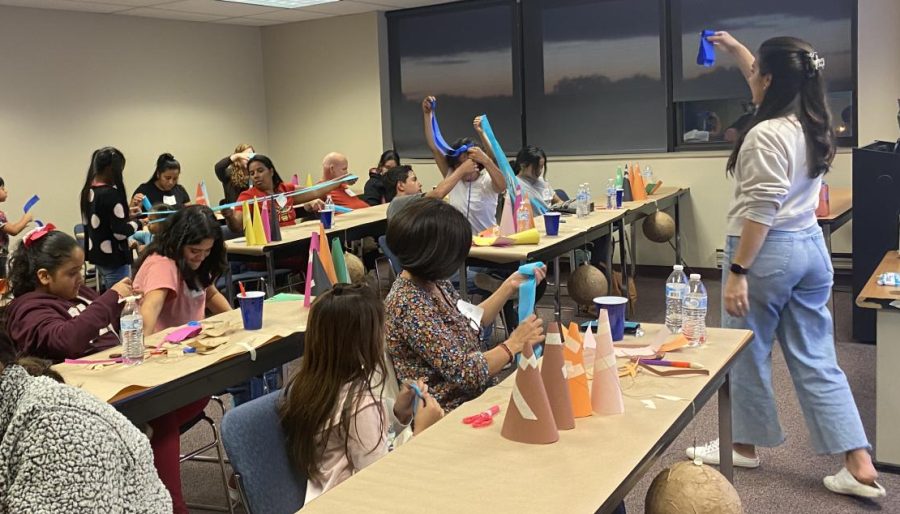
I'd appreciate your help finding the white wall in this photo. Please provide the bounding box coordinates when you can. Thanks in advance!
[261,12,385,188]
[0,6,269,235]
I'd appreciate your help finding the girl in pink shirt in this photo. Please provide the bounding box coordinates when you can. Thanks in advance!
[132,205,231,514]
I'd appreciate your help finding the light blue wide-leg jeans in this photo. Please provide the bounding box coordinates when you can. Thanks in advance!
[722,225,869,454]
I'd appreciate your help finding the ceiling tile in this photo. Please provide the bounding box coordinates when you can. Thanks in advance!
[118,6,229,21]
[0,0,125,13]
[304,0,388,15]
[247,8,330,22]
[217,15,280,25]
[354,0,452,7]
[82,0,181,6]
[157,0,281,16]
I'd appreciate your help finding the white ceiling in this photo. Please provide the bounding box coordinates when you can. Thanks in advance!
[0,0,455,26]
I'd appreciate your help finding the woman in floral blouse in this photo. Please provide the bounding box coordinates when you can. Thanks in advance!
[384,197,546,411]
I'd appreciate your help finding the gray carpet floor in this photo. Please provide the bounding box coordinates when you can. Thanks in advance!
[180,271,899,513]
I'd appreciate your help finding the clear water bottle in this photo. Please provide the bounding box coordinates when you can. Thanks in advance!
[664,265,688,334]
[584,183,592,213]
[576,184,588,218]
[324,194,336,226]
[120,296,145,365]
[606,178,615,210]
[682,274,708,347]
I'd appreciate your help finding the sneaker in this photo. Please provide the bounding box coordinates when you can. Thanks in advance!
[824,467,886,499]
[473,273,505,293]
[685,439,760,468]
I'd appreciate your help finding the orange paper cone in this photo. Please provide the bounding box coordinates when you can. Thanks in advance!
[564,322,592,418]
[501,341,559,444]
[540,322,575,430]
[632,172,648,201]
[317,224,338,285]
[591,309,625,416]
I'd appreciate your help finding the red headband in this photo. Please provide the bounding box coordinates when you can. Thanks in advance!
[23,223,56,248]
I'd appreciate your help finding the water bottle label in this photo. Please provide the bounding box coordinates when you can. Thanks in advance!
[666,283,686,299]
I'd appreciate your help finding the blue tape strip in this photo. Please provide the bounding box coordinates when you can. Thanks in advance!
[430,99,469,158]
[23,195,39,213]
[517,261,544,324]
[138,175,359,217]
[697,29,716,67]
[479,115,520,205]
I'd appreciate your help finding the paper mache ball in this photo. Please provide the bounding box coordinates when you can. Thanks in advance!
[345,252,366,284]
[567,264,609,306]
[642,211,676,243]
[645,461,743,514]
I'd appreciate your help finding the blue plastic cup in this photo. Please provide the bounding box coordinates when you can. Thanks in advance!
[238,291,265,330]
[543,212,561,236]
[593,296,628,341]
[320,209,334,229]
[615,188,624,209]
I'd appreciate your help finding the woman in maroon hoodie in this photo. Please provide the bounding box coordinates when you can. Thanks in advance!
[4,225,133,360]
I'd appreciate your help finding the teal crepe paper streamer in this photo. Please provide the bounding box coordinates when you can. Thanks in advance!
[139,175,359,217]
[430,99,469,157]
[517,261,544,324]
[141,197,152,212]
[697,29,716,67]
[479,115,521,207]
[334,205,352,214]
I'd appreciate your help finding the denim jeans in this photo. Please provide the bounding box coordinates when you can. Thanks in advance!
[96,263,131,291]
[723,225,869,454]
[228,368,281,408]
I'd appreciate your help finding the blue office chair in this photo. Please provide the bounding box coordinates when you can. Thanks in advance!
[221,392,306,514]
[377,235,402,276]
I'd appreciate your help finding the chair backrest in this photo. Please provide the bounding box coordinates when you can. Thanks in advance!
[377,235,402,276]
[555,189,570,202]
[221,392,307,514]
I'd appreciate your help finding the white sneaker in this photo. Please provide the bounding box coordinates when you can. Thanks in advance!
[824,467,886,499]
[685,439,760,468]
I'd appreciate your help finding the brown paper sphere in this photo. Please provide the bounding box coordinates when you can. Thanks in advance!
[642,211,676,243]
[645,462,743,514]
[345,252,366,284]
[567,264,608,306]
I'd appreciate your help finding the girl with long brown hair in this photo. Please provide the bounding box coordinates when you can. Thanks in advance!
[214,143,255,204]
[280,283,443,501]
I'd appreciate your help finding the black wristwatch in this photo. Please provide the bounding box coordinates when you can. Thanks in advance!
[730,263,749,275]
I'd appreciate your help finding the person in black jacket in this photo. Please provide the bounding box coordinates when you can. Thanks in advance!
[78,147,144,290]
[132,153,191,207]
[362,149,400,206]
[214,143,255,204]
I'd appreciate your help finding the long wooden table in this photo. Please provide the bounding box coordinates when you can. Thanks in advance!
[54,300,309,426]
[855,251,900,472]
[224,204,389,296]
[302,325,752,513]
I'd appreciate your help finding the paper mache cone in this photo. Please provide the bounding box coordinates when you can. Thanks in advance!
[291,173,300,186]
[303,231,319,308]
[540,323,575,430]
[501,341,559,444]
[591,309,625,416]
[251,199,268,244]
[261,200,272,243]
[317,224,338,284]
[195,182,207,206]
[564,322,592,418]
[242,201,255,246]
[508,228,540,245]
[268,198,282,242]
[499,197,516,236]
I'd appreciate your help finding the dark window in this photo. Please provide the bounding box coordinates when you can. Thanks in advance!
[671,0,856,148]
[387,0,521,159]
[522,0,668,155]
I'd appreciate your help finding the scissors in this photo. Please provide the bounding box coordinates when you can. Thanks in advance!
[463,405,500,428]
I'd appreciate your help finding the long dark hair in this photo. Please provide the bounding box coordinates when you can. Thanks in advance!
[5,231,80,299]
[376,149,401,171]
[280,283,386,482]
[134,205,225,291]
[513,145,547,178]
[387,197,471,281]
[146,152,181,184]
[447,137,479,170]
[727,37,835,178]
[247,154,283,189]
[79,147,127,223]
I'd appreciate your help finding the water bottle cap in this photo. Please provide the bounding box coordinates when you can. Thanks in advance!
[689,273,701,280]
[673,265,684,271]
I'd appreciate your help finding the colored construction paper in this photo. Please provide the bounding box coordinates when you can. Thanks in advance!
[242,201,255,246]
[250,198,267,245]
[317,224,338,284]
[331,238,350,284]
[472,228,540,247]
[697,29,716,67]
[268,198,282,242]
[303,232,319,308]
[305,174,313,188]
[311,250,333,297]
[291,174,299,187]
[195,181,209,206]
[517,262,545,323]
[430,99,469,157]
[23,195,39,213]
[261,200,272,243]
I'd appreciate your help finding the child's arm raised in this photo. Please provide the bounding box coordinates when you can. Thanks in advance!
[468,147,506,194]
[422,96,452,177]
[2,213,33,236]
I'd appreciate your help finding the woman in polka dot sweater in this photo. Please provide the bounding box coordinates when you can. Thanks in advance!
[78,147,145,290]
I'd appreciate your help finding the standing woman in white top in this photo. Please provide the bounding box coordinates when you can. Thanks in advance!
[686,33,885,498]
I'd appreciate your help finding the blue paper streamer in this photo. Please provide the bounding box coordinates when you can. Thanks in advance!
[478,115,521,208]
[141,197,152,212]
[697,29,716,67]
[23,195,39,213]
[517,261,545,324]
[430,99,469,158]
[138,175,359,217]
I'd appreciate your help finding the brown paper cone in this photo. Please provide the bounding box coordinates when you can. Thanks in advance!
[540,323,575,430]
[501,341,559,444]
[591,310,625,416]
[564,322,593,418]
